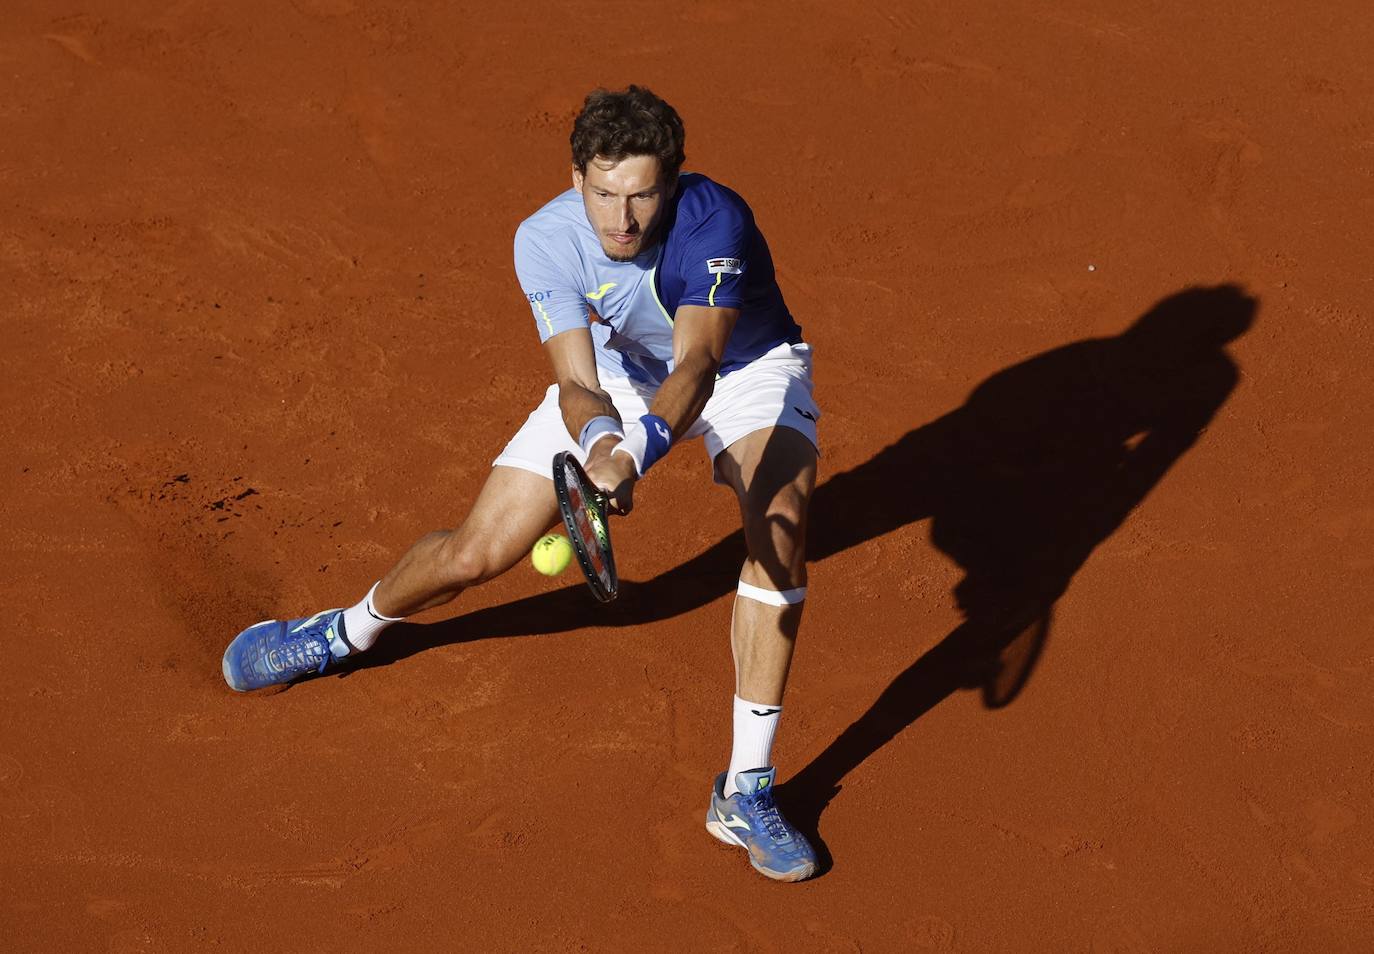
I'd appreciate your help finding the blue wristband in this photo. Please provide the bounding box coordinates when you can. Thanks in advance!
[639,414,672,472]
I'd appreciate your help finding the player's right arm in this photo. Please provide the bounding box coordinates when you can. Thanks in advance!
[543,327,619,443]
[544,328,639,513]
[514,220,617,438]
[514,220,635,508]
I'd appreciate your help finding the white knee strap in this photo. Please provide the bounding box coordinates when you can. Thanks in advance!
[737,580,807,606]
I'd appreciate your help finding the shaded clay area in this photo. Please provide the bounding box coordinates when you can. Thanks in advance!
[3,2,1372,951]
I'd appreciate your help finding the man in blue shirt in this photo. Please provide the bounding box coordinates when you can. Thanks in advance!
[222,86,821,882]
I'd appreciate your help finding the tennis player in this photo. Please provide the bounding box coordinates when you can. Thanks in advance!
[222,86,821,882]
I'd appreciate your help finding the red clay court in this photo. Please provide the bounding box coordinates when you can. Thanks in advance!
[2,2,1372,951]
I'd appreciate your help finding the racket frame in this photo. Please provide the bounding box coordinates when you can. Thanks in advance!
[551,451,618,603]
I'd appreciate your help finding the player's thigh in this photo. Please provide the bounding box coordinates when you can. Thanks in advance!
[444,464,560,580]
[485,380,579,548]
[696,342,819,482]
[705,342,819,531]
[716,425,818,563]
[465,377,642,577]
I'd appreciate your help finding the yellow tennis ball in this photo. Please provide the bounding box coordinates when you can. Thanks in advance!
[531,533,573,576]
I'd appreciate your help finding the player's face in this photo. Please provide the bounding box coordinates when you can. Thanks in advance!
[573,155,675,262]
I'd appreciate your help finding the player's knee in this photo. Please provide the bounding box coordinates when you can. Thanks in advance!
[746,480,808,531]
[435,533,499,588]
[742,483,809,556]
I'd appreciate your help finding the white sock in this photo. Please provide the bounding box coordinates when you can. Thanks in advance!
[338,581,403,654]
[725,694,782,797]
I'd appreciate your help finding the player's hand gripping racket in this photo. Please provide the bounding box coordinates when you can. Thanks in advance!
[551,451,619,603]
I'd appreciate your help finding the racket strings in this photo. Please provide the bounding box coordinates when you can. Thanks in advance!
[553,451,618,602]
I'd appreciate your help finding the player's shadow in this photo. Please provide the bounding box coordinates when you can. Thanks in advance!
[778,283,1257,870]
[360,284,1256,869]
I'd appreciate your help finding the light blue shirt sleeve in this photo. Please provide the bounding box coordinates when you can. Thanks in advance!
[513,222,588,343]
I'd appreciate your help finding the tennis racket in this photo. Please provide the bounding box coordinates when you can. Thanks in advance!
[551,451,618,603]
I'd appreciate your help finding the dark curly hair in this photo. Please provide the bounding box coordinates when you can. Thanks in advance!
[570,86,686,179]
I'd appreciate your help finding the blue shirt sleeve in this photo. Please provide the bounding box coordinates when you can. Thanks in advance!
[676,201,751,309]
[513,222,588,342]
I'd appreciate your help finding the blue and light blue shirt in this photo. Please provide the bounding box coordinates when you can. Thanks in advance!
[513,173,802,386]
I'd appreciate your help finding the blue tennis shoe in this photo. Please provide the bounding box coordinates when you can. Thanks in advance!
[222,609,350,691]
[705,767,817,882]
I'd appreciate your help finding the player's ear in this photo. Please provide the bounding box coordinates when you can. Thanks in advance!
[571,166,584,191]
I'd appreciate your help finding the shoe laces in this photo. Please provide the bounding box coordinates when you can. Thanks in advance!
[272,624,333,675]
[743,788,791,843]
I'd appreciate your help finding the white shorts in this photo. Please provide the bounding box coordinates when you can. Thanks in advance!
[494,341,820,480]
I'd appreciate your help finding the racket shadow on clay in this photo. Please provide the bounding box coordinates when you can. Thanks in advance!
[351,286,1257,874]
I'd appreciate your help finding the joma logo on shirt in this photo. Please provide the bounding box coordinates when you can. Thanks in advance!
[706,258,744,275]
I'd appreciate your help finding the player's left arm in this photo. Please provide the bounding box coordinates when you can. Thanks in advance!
[651,304,738,435]
[587,305,737,510]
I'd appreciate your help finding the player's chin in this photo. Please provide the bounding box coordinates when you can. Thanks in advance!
[601,240,641,261]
